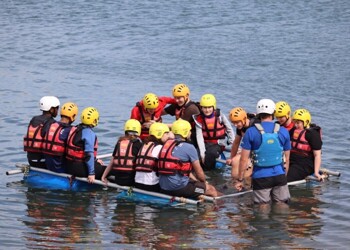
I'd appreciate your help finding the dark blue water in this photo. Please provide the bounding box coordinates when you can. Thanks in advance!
[1,0,349,248]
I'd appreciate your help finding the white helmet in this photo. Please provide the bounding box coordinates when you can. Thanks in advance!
[39,96,60,111]
[256,99,275,115]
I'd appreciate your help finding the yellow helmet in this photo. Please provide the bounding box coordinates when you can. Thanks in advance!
[171,119,191,138]
[81,107,99,127]
[172,83,190,97]
[124,119,141,136]
[229,107,247,123]
[292,109,311,128]
[200,94,216,109]
[143,93,159,109]
[61,102,78,122]
[275,101,291,118]
[149,122,170,139]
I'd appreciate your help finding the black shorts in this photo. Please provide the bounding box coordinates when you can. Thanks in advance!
[134,182,160,192]
[161,179,206,199]
[66,160,106,179]
[287,163,314,182]
[252,174,288,190]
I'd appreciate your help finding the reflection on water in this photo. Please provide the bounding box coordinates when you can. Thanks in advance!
[24,189,101,249]
[225,185,324,249]
[111,202,220,249]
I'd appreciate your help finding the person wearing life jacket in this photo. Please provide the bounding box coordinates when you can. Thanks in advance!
[101,119,143,187]
[162,83,201,147]
[235,99,291,205]
[134,122,173,192]
[287,109,323,182]
[130,93,176,141]
[42,102,78,173]
[65,107,106,183]
[193,94,234,171]
[24,96,60,168]
[227,107,259,179]
[158,119,220,198]
[275,101,295,131]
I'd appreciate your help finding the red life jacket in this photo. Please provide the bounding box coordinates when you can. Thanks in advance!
[136,102,162,140]
[135,142,158,172]
[23,115,55,153]
[43,122,70,156]
[112,138,136,172]
[42,122,69,156]
[157,139,192,176]
[291,125,322,157]
[195,109,226,144]
[284,121,295,132]
[65,125,98,161]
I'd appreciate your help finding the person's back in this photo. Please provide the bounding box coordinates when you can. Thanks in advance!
[65,107,106,183]
[24,96,60,168]
[101,119,142,187]
[158,119,219,198]
[43,102,78,173]
[235,99,291,204]
[134,122,172,192]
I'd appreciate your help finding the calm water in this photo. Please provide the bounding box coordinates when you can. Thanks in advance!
[1,0,350,249]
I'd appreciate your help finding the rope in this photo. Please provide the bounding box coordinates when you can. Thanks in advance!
[127,187,133,196]
[68,175,76,188]
[23,165,30,176]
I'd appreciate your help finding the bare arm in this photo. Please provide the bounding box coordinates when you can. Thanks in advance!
[238,149,250,180]
[230,135,241,158]
[191,159,206,182]
[234,149,250,191]
[283,150,290,174]
[313,149,322,180]
[101,157,113,183]
[227,135,241,166]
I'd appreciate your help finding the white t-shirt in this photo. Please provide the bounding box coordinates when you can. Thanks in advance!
[134,144,162,185]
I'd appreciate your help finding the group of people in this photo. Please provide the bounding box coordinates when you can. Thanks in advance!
[23,96,106,183]
[23,83,323,204]
[230,99,323,205]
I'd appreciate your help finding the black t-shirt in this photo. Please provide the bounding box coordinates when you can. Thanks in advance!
[305,127,322,150]
[236,114,260,137]
[164,101,200,124]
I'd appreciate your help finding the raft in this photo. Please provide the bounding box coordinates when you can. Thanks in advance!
[9,164,207,206]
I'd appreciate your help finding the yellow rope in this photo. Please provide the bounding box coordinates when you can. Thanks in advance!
[24,165,30,176]
[127,187,133,196]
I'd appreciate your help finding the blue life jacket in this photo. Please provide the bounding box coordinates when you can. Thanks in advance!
[252,123,283,167]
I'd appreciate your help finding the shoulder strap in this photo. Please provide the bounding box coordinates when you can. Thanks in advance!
[254,123,265,134]
[273,123,280,133]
